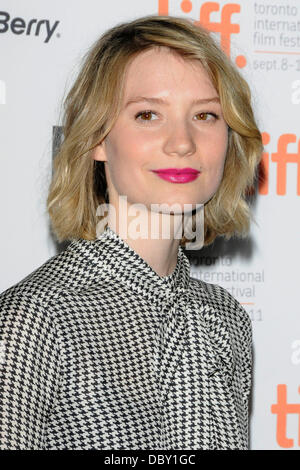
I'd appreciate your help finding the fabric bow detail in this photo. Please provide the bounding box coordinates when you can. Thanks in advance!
[200,303,237,386]
[155,287,189,404]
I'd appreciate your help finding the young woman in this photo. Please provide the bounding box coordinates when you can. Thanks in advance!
[0,15,263,450]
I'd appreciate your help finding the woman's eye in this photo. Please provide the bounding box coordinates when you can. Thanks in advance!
[135,110,158,122]
[195,112,218,122]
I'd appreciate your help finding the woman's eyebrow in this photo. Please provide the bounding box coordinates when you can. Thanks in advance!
[124,96,220,108]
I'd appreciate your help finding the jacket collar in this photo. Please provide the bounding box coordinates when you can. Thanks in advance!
[92,225,191,303]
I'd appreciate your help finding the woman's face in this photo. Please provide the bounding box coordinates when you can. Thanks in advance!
[93,46,229,216]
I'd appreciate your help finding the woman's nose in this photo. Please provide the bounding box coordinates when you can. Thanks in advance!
[163,121,196,158]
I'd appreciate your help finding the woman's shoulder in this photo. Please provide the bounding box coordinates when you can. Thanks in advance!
[0,239,100,310]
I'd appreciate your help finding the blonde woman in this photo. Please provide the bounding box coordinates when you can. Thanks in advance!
[0,15,263,450]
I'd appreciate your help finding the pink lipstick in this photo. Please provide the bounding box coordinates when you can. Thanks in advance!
[151,167,200,184]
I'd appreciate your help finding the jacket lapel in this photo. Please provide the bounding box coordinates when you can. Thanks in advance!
[198,298,245,449]
[156,288,189,404]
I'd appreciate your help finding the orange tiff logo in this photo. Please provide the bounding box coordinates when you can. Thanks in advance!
[158,1,246,67]
[271,384,300,448]
[259,133,300,196]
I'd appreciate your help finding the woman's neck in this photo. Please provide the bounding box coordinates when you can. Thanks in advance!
[106,208,183,278]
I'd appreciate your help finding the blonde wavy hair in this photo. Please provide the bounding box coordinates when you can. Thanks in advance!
[47,14,263,247]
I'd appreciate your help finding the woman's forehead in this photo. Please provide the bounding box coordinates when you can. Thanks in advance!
[125,46,206,75]
[122,48,215,99]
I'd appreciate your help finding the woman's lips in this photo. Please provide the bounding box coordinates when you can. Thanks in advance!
[151,168,201,184]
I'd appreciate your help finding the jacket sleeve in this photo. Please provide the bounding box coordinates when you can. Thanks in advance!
[236,302,253,448]
[237,303,253,406]
[0,288,61,449]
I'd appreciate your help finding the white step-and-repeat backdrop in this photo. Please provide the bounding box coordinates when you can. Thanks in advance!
[1,0,299,450]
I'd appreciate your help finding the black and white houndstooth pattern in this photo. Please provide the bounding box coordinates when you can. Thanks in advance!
[0,226,252,450]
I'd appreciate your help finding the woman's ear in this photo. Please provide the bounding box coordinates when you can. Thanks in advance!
[91,140,107,162]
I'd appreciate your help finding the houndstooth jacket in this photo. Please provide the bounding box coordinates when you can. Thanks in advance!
[0,225,252,450]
